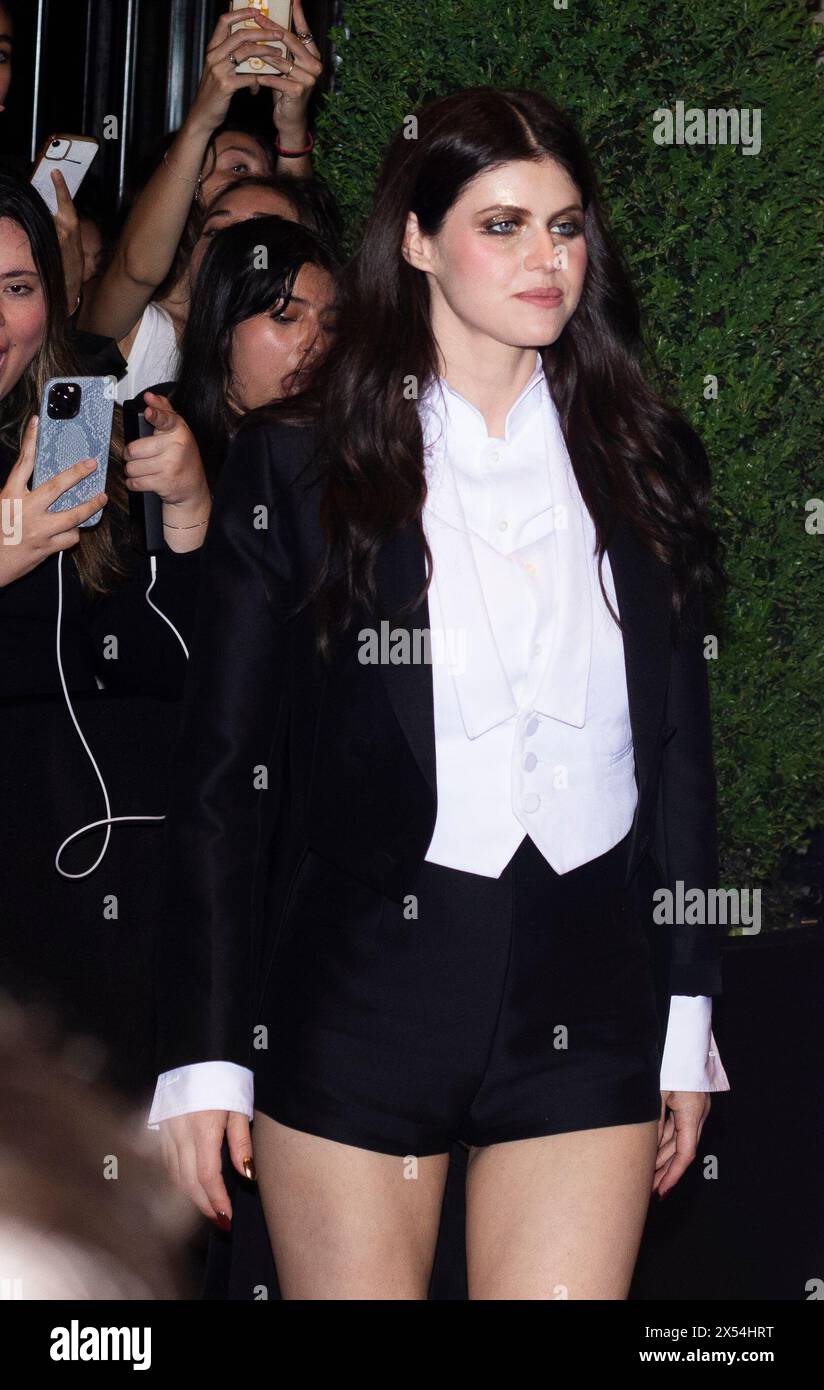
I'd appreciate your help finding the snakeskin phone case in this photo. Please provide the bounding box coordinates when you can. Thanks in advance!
[32,376,116,528]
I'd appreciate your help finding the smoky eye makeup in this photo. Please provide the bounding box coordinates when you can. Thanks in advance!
[477,205,585,235]
[551,215,585,235]
[480,215,521,234]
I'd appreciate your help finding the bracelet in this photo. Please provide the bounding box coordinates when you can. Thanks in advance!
[163,149,203,192]
[163,490,213,530]
[162,515,210,530]
[275,129,315,158]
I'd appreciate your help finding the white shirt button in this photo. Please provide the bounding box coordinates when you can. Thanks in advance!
[522,792,540,813]
[489,449,500,463]
[498,519,508,532]
[525,716,539,735]
[533,641,543,655]
[523,752,537,772]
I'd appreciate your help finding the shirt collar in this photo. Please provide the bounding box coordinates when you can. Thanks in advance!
[418,349,546,447]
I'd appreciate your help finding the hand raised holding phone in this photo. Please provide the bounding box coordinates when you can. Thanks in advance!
[0,417,107,588]
[192,7,287,128]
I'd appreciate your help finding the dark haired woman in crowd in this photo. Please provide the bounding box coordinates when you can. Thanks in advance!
[151,86,730,1300]
[79,2,325,401]
[0,169,207,1091]
[124,214,338,506]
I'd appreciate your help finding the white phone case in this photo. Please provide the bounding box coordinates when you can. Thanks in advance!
[31,135,99,215]
[231,0,293,75]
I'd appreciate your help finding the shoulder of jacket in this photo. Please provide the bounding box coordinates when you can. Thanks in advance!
[230,415,324,491]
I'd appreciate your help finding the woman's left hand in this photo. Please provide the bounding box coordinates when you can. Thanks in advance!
[51,169,84,314]
[258,0,323,140]
[653,1090,711,1197]
[123,392,207,504]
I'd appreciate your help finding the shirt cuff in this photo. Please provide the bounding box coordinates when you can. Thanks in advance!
[659,994,731,1092]
[146,1061,254,1129]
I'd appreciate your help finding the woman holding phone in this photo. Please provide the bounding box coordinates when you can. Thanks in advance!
[0,170,207,1092]
[79,3,324,401]
[151,87,730,1299]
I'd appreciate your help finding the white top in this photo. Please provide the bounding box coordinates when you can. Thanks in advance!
[146,353,730,1129]
[114,302,181,405]
[420,357,636,875]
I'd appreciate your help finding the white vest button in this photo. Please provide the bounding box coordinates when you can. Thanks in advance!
[522,792,540,813]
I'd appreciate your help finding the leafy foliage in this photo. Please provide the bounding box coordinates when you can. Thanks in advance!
[314,0,824,893]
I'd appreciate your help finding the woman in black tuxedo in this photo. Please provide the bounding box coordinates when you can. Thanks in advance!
[152,87,729,1299]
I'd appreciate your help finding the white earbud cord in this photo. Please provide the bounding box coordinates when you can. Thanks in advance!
[54,550,189,879]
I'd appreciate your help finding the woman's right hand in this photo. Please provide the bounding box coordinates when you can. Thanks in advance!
[190,6,284,131]
[0,416,108,588]
[157,1110,254,1227]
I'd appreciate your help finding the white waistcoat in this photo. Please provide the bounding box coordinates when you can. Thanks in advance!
[419,351,638,877]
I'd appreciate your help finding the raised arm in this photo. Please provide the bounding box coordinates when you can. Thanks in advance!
[79,7,287,343]
[266,0,324,179]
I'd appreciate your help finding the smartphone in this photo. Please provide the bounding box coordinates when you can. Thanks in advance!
[32,377,116,529]
[122,397,164,554]
[231,0,293,75]
[31,135,100,215]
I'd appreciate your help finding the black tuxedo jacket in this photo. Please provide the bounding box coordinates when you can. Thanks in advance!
[155,417,724,1079]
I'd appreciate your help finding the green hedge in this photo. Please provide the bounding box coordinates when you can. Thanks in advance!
[314,0,824,900]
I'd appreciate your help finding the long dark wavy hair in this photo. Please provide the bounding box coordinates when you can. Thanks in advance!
[0,168,129,594]
[251,85,726,660]
[173,214,340,483]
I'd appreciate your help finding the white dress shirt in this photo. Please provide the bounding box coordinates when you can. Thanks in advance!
[147,352,729,1129]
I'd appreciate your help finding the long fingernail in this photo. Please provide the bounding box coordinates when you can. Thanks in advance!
[242,1155,256,1181]
[215,1209,231,1231]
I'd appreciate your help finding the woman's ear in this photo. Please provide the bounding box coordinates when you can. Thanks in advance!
[402,210,432,273]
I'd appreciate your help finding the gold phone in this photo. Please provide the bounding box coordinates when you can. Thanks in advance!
[231,0,294,75]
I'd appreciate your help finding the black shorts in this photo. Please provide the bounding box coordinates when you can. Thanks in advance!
[253,830,663,1157]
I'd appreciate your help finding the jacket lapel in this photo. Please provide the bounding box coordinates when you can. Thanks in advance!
[605,516,672,882]
[374,520,437,795]
[604,514,672,795]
